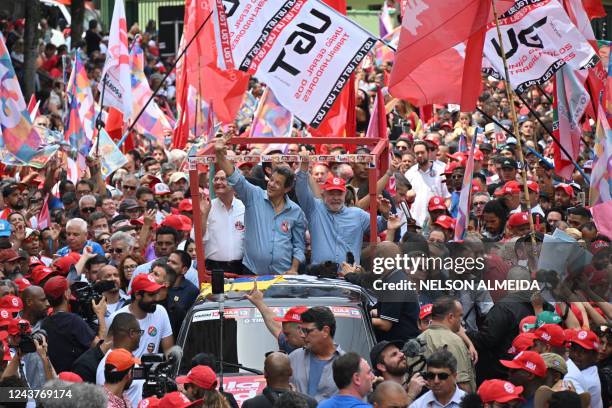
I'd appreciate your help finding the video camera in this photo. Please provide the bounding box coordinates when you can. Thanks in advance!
[133,346,182,398]
[70,280,116,320]
[402,338,427,378]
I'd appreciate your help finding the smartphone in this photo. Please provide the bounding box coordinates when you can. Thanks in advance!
[346,252,355,265]
[147,200,157,211]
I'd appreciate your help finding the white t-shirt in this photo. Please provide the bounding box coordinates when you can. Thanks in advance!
[565,359,603,408]
[96,349,144,408]
[107,304,173,358]
[405,163,449,227]
[204,197,245,262]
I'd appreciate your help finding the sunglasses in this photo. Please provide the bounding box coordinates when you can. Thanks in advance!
[299,327,318,336]
[123,185,137,191]
[422,371,451,381]
[81,207,96,213]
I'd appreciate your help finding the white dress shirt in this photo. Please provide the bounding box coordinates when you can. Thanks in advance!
[204,197,245,262]
[405,163,449,227]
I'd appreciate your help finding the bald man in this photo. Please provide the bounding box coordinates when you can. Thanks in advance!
[242,352,317,408]
[371,381,410,408]
[21,285,50,327]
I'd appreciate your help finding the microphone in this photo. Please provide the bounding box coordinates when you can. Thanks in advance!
[166,345,183,372]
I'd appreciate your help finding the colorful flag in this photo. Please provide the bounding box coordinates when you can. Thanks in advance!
[453,132,477,241]
[589,105,612,205]
[130,44,172,145]
[366,87,387,140]
[389,0,514,110]
[235,92,258,128]
[99,0,132,118]
[67,52,96,142]
[89,128,128,178]
[375,27,400,66]
[250,87,293,140]
[37,194,50,230]
[65,83,87,156]
[0,33,43,163]
[482,0,598,94]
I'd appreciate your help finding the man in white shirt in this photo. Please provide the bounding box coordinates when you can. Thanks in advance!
[96,312,145,408]
[202,169,245,275]
[405,141,449,227]
[409,349,466,408]
[107,274,174,358]
[565,330,603,408]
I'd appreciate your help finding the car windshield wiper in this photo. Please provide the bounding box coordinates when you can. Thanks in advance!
[221,362,263,375]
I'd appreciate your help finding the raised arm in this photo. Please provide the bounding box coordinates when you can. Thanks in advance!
[295,154,317,217]
[214,137,235,177]
[246,283,282,339]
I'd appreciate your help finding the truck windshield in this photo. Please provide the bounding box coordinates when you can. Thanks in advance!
[180,305,371,374]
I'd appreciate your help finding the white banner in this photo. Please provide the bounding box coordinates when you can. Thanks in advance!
[216,0,376,127]
[99,0,132,117]
[482,0,598,93]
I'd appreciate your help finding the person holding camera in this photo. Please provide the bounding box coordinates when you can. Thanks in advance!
[102,348,140,408]
[40,275,107,372]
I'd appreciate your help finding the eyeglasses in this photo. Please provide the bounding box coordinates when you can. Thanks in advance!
[110,248,124,254]
[99,239,110,245]
[123,264,137,271]
[396,145,408,151]
[123,185,137,191]
[422,371,451,381]
[473,201,488,207]
[81,207,96,213]
[299,327,318,336]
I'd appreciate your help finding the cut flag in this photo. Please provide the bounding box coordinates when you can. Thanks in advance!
[589,105,612,206]
[99,0,132,118]
[454,131,478,241]
[249,87,293,153]
[389,0,514,110]
[0,33,43,163]
[67,52,96,142]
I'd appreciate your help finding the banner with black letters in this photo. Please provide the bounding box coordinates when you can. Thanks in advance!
[482,0,598,93]
[213,0,376,128]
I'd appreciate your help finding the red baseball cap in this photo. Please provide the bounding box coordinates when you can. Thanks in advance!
[428,196,447,212]
[14,278,31,292]
[507,212,530,228]
[443,161,459,175]
[473,149,484,161]
[532,324,566,347]
[0,295,23,312]
[322,176,346,192]
[274,306,308,323]
[433,215,455,230]
[424,134,440,147]
[178,199,193,212]
[472,184,483,193]
[5,317,30,336]
[590,240,610,255]
[526,181,540,193]
[0,249,23,262]
[507,332,535,355]
[43,276,69,300]
[106,348,140,372]
[0,309,13,324]
[31,265,55,285]
[138,397,161,408]
[500,351,547,377]
[130,274,164,295]
[175,365,218,390]
[496,181,521,196]
[162,215,192,232]
[570,330,600,351]
[53,252,81,276]
[519,316,537,333]
[58,371,84,383]
[555,183,574,198]
[478,379,524,403]
[419,304,433,320]
[159,391,201,408]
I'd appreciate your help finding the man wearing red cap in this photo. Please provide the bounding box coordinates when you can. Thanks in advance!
[201,169,245,275]
[506,212,531,238]
[565,330,603,408]
[40,276,106,372]
[247,283,306,354]
[523,181,545,217]
[295,157,389,266]
[477,379,524,407]
[529,324,567,356]
[102,348,139,408]
[554,183,574,210]
[108,274,174,358]
[499,351,548,406]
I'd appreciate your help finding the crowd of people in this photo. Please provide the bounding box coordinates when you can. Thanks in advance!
[0,3,610,408]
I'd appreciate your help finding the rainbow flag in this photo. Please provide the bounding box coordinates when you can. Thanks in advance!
[590,105,612,205]
[374,27,399,66]
[0,33,42,163]
[453,130,477,241]
[66,52,96,143]
[249,87,293,153]
[130,44,172,145]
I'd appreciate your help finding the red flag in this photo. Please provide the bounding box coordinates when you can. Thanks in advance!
[27,94,36,114]
[389,0,513,109]
[583,0,606,19]
[105,107,124,142]
[366,87,388,140]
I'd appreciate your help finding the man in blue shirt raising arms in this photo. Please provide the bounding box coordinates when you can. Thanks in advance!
[215,137,306,275]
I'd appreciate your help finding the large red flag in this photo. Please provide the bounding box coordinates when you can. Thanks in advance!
[389,0,514,110]
[583,0,606,19]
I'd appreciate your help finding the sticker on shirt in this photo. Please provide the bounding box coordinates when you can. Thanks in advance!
[235,220,245,231]
[280,220,290,233]
[147,343,155,353]
[148,326,157,337]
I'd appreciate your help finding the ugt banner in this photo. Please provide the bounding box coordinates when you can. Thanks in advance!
[214,0,376,128]
[482,0,598,93]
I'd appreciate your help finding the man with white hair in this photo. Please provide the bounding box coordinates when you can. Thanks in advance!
[57,218,105,256]
[78,195,97,222]
[109,232,136,266]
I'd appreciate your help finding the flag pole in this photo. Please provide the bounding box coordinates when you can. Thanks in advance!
[127,11,213,134]
[491,0,537,245]
[95,73,108,157]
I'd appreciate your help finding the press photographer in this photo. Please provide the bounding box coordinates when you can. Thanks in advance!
[40,276,107,372]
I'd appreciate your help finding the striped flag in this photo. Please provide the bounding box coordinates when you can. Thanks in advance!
[589,105,612,205]
[130,44,172,145]
[453,130,478,241]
